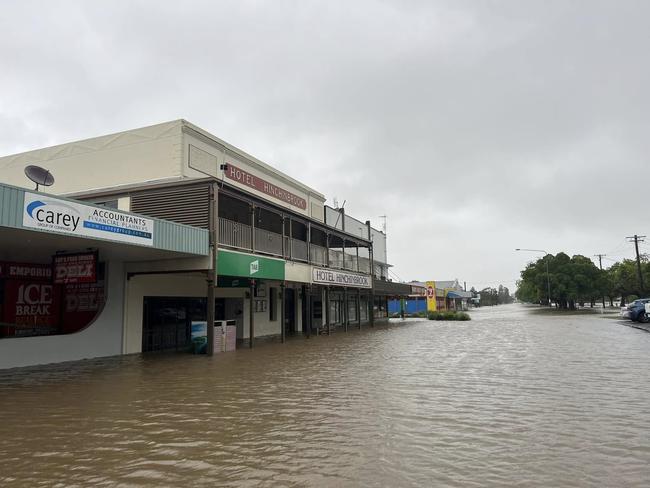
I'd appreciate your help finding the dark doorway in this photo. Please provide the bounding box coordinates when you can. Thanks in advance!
[285,288,296,334]
[142,297,206,352]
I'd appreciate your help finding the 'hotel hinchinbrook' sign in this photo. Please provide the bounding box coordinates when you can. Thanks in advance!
[312,267,371,288]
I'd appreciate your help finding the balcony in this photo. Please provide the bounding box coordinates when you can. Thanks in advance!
[254,227,283,256]
[218,195,373,276]
[310,244,327,266]
[219,217,252,250]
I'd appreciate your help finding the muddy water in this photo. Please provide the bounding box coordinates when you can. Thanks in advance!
[1,305,650,487]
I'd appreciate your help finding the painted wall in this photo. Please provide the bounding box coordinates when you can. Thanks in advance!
[183,131,324,221]
[123,273,207,354]
[0,121,184,194]
[0,260,125,369]
[124,273,284,352]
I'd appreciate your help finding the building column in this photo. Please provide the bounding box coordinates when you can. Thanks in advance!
[206,182,219,356]
[343,287,348,332]
[325,286,331,335]
[280,281,286,343]
[249,281,255,348]
[305,285,311,338]
[357,288,362,329]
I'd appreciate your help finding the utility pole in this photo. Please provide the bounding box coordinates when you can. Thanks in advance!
[594,254,606,309]
[626,235,646,295]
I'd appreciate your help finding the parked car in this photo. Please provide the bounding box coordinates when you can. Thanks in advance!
[623,298,650,322]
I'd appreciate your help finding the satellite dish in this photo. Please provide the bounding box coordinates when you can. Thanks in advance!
[24,165,55,191]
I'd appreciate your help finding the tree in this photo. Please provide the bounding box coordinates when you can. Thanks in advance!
[516,253,603,310]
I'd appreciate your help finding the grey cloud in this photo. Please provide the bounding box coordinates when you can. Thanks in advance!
[1,0,648,286]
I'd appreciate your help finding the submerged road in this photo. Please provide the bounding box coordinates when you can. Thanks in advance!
[1,304,650,487]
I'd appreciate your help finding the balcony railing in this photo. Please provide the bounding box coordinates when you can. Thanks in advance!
[254,227,283,256]
[219,217,252,250]
[310,244,327,266]
[219,217,373,276]
[292,238,308,261]
[344,253,358,271]
[328,249,345,269]
[358,257,371,274]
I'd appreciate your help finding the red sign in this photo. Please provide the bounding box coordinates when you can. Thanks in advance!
[2,280,60,336]
[0,262,52,281]
[53,252,97,284]
[426,286,435,298]
[225,163,307,210]
[60,281,105,334]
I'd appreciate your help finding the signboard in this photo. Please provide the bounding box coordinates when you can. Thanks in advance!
[218,249,285,280]
[217,276,251,288]
[23,193,154,246]
[0,262,52,281]
[53,252,97,284]
[426,281,437,312]
[2,280,60,336]
[224,162,307,210]
[61,280,105,334]
[312,267,372,288]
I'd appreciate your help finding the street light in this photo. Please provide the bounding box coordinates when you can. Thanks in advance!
[516,248,552,307]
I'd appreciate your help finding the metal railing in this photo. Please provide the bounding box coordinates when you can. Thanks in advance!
[329,249,345,269]
[292,238,309,261]
[344,253,358,272]
[358,257,371,274]
[310,244,327,266]
[219,217,252,250]
[254,227,283,256]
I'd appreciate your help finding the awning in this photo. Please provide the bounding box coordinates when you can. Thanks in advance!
[446,291,472,299]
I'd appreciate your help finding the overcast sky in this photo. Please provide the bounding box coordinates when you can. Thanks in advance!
[1,0,648,289]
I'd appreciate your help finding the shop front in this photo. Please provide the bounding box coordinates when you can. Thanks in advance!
[310,266,373,332]
[0,183,209,369]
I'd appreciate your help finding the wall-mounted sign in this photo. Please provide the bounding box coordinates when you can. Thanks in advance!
[224,163,307,210]
[23,193,154,246]
[426,281,437,312]
[218,249,285,280]
[0,262,52,281]
[53,252,97,284]
[312,267,371,288]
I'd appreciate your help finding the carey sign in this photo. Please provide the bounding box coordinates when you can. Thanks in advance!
[23,193,154,246]
[224,163,307,210]
[312,267,371,288]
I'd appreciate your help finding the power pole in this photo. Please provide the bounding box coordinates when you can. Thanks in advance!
[594,253,606,309]
[626,235,646,295]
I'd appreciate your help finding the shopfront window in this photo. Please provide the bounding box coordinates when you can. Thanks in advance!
[0,255,106,339]
[348,295,357,322]
[360,296,368,321]
[329,292,344,324]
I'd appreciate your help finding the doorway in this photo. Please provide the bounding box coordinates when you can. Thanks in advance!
[142,297,206,352]
[285,288,296,334]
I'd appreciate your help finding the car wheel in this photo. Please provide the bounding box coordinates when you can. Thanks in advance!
[640,313,649,324]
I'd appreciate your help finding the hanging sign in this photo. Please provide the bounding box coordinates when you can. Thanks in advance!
[53,252,98,284]
[23,193,154,246]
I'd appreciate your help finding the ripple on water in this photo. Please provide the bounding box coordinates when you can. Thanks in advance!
[1,304,650,487]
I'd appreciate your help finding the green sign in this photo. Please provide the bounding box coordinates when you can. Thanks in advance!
[217,249,285,280]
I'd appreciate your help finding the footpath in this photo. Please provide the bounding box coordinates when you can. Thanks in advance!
[622,321,650,333]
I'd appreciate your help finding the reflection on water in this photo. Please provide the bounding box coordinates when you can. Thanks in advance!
[1,304,650,487]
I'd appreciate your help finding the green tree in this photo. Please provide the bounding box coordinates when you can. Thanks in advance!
[516,253,603,310]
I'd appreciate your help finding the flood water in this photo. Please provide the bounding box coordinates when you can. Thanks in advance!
[1,304,650,487]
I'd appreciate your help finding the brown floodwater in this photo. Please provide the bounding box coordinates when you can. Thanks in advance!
[1,304,650,487]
